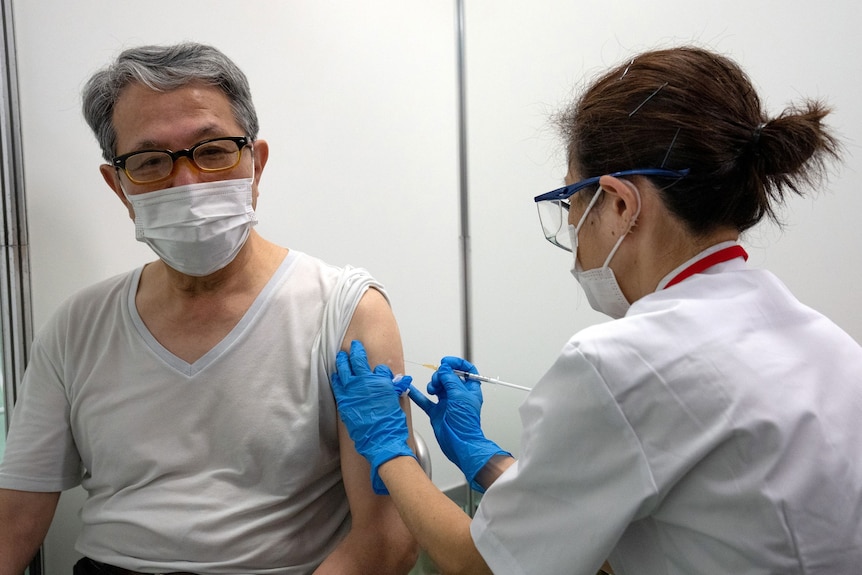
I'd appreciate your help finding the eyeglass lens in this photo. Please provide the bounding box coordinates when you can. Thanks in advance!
[123,139,244,184]
[536,200,572,252]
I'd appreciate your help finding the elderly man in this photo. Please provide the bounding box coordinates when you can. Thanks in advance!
[0,42,417,575]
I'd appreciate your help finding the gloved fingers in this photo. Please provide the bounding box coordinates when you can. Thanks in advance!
[431,363,469,396]
[427,377,441,397]
[392,374,413,396]
[441,355,479,375]
[427,365,452,397]
[370,364,413,395]
[373,363,394,379]
[347,340,374,376]
[407,383,436,414]
[330,369,345,397]
[437,360,484,393]
[334,350,354,383]
[437,365,485,407]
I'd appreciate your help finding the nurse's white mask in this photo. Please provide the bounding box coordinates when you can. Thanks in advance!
[569,183,641,319]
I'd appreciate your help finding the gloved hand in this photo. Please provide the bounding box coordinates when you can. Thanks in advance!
[331,340,415,495]
[408,356,510,493]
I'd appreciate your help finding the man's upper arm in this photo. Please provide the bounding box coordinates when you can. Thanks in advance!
[0,488,60,575]
[331,287,418,571]
[340,285,415,491]
[341,287,405,373]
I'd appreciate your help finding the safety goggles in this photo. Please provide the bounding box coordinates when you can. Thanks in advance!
[534,168,689,251]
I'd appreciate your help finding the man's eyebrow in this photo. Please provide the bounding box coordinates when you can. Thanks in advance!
[124,126,227,153]
[127,139,162,151]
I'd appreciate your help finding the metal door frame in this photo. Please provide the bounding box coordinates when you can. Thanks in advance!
[0,0,38,572]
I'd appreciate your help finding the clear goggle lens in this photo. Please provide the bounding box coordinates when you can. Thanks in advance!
[536,200,572,252]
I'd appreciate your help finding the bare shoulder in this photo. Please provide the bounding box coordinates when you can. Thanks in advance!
[342,287,404,371]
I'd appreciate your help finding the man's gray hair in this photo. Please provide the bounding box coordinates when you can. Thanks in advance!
[82,42,260,161]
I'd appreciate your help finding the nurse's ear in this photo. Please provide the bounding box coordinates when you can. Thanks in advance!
[597,175,641,234]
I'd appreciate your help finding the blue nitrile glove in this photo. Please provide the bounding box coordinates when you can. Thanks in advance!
[392,374,412,396]
[330,340,415,495]
[407,356,510,493]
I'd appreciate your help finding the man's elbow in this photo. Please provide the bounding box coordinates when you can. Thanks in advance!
[336,520,420,574]
[378,530,420,575]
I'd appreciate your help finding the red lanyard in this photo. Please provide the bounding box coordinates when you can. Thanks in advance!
[664,245,749,289]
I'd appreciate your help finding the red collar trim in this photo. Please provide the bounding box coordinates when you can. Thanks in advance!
[664,245,749,289]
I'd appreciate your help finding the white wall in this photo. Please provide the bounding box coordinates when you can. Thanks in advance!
[13,1,463,570]
[10,0,862,572]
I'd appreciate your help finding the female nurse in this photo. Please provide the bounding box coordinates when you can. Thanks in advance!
[330,46,862,575]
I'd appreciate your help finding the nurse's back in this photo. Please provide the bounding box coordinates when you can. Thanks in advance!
[590,262,862,573]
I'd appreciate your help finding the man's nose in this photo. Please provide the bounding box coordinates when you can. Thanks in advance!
[168,156,201,186]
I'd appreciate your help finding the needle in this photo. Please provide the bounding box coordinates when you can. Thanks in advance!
[406,360,532,392]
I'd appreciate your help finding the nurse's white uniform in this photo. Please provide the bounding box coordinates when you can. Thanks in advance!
[471,243,862,575]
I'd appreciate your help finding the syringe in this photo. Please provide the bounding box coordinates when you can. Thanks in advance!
[408,361,532,392]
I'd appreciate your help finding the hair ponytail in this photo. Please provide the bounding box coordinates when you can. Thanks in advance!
[557,47,843,234]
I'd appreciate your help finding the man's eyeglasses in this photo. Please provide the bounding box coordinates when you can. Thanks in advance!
[533,168,689,252]
[112,136,251,185]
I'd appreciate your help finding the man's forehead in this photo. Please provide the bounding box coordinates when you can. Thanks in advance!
[112,83,239,152]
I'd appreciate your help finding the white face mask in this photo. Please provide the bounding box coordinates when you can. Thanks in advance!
[123,177,258,277]
[568,185,640,319]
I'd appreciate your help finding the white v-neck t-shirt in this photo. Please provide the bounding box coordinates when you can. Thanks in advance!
[0,250,384,574]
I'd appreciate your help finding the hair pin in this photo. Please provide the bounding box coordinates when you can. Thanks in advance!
[620,58,636,79]
[629,82,668,117]
[661,127,681,168]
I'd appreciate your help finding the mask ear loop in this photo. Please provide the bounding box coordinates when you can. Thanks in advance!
[115,165,133,200]
[600,181,641,268]
[570,186,605,260]
[573,187,604,231]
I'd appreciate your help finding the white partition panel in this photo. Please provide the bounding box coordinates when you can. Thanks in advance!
[12,1,463,571]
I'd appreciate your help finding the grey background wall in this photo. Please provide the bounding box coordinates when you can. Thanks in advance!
[10,0,861,571]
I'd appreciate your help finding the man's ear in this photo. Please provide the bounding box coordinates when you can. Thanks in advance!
[251,138,269,183]
[598,174,641,231]
[100,164,135,220]
[249,139,269,209]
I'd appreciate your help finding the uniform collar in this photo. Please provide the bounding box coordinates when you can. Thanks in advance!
[656,241,749,291]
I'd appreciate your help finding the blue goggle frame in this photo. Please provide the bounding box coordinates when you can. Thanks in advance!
[534,168,690,203]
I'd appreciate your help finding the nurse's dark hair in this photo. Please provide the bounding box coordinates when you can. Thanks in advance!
[554,46,842,233]
[82,42,260,162]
